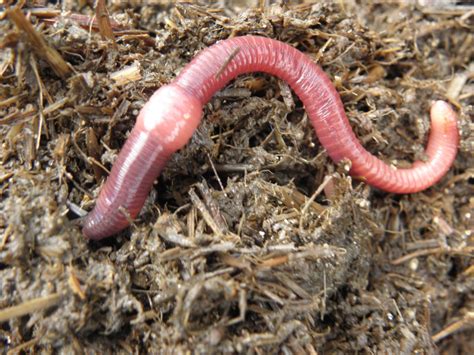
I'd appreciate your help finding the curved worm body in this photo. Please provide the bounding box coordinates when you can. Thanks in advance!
[82,36,459,240]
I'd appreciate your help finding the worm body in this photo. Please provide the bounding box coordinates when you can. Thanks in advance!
[82,36,459,240]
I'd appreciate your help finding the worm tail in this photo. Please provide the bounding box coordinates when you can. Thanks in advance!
[349,100,459,193]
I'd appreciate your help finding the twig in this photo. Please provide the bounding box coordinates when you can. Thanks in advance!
[189,188,225,237]
[391,246,474,265]
[7,5,72,79]
[215,46,240,79]
[0,293,63,323]
[95,0,117,47]
[432,312,474,342]
[207,153,227,197]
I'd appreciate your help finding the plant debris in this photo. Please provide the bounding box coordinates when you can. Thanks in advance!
[0,1,473,353]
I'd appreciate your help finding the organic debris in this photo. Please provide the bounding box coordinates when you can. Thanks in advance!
[0,1,473,353]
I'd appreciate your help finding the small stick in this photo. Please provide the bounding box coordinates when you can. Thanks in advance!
[7,6,72,79]
[0,293,62,323]
[215,46,240,79]
[95,0,117,47]
[432,312,474,342]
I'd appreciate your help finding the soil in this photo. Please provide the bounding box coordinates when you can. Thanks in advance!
[0,1,473,354]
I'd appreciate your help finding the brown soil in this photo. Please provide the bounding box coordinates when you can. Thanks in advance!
[0,1,473,353]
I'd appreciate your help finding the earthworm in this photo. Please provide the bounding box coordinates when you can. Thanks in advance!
[82,35,459,240]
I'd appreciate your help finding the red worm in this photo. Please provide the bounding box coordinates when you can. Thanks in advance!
[82,36,459,240]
